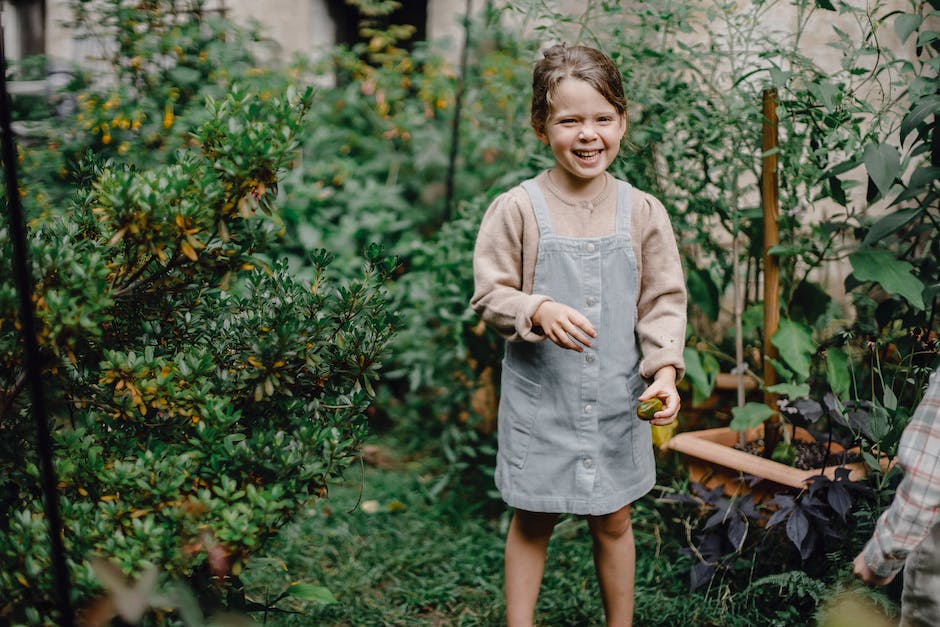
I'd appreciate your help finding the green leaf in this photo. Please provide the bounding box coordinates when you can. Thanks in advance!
[682,347,718,406]
[882,385,898,411]
[900,94,940,144]
[766,382,810,398]
[908,166,940,191]
[895,13,924,44]
[686,266,720,320]
[825,348,851,398]
[730,403,775,432]
[767,244,803,258]
[771,319,815,382]
[815,0,836,9]
[863,142,901,198]
[772,441,796,465]
[284,582,337,604]
[769,66,791,88]
[849,248,926,310]
[789,280,831,327]
[862,207,922,246]
[867,405,891,441]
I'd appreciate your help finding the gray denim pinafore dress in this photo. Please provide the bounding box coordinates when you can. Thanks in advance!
[495,178,654,516]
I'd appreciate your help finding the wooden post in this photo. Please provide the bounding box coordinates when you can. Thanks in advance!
[761,88,781,458]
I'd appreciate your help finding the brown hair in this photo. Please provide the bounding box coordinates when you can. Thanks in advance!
[530,44,627,135]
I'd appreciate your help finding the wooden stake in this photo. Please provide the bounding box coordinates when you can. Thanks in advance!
[761,88,781,457]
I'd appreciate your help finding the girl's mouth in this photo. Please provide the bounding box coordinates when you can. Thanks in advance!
[573,149,601,161]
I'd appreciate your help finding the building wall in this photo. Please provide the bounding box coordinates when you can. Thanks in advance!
[22,1,918,73]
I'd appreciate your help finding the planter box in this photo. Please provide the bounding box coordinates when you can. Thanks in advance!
[663,424,876,499]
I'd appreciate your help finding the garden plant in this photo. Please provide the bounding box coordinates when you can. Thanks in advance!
[2,1,396,624]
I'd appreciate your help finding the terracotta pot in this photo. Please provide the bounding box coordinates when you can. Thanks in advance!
[663,424,878,501]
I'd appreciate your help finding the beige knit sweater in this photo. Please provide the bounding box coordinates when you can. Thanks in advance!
[471,171,687,380]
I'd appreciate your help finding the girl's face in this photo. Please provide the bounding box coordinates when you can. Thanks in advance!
[535,77,626,195]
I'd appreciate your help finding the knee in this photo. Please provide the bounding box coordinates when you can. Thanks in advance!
[588,506,633,542]
[513,510,559,541]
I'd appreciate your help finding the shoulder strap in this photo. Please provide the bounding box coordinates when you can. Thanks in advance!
[615,180,633,236]
[520,179,554,236]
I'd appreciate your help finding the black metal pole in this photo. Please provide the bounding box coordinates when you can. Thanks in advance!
[0,6,75,625]
[442,0,472,223]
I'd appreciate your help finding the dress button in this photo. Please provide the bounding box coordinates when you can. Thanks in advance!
[584,404,593,413]
[583,458,594,469]
[585,353,596,363]
[586,296,598,306]
[586,243,596,253]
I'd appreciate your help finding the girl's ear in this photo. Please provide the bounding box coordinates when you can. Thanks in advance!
[533,124,549,145]
[618,112,628,141]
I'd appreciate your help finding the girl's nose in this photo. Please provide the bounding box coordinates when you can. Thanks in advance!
[579,126,597,140]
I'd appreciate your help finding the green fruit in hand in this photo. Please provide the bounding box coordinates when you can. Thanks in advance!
[637,397,663,420]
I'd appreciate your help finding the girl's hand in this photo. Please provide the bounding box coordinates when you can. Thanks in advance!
[638,367,680,425]
[532,301,597,352]
[853,552,896,587]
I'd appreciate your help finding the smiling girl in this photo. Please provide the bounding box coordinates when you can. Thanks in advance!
[471,44,687,626]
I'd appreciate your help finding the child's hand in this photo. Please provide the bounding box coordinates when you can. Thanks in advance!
[532,301,597,352]
[638,367,680,425]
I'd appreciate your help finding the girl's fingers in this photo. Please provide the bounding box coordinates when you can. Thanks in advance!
[654,396,680,421]
[551,319,593,351]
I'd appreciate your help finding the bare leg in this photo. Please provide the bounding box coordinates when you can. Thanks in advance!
[587,504,635,627]
[505,509,559,627]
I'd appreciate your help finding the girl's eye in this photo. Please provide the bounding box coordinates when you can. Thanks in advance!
[598,116,613,124]
[560,119,577,126]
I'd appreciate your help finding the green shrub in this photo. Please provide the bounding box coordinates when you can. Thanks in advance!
[1,2,399,622]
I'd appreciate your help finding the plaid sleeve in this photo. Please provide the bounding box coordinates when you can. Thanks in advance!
[862,370,940,578]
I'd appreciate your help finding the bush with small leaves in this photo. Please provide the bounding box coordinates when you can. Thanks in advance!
[1,80,396,627]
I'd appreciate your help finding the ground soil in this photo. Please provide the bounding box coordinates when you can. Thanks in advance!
[735,438,862,470]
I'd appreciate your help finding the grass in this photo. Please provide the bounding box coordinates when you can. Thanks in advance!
[237,440,898,626]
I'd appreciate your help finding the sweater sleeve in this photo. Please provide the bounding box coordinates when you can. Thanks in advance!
[633,191,687,380]
[470,190,552,342]
[862,370,940,578]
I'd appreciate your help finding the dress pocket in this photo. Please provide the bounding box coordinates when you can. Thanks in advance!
[626,372,652,461]
[498,362,542,470]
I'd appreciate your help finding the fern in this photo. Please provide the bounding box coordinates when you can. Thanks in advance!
[744,570,828,604]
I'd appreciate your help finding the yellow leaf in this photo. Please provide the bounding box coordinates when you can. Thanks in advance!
[180,240,198,261]
[16,573,29,587]
[163,101,174,129]
[108,227,127,246]
[186,233,205,249]
[237,196,253,218]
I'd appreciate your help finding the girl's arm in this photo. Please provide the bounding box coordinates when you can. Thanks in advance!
[633,191,687,381]
[471,191,553,342]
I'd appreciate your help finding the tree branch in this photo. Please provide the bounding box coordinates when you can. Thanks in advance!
[0,368,28,422]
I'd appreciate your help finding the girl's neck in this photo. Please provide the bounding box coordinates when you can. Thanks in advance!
[546,169,609,203]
